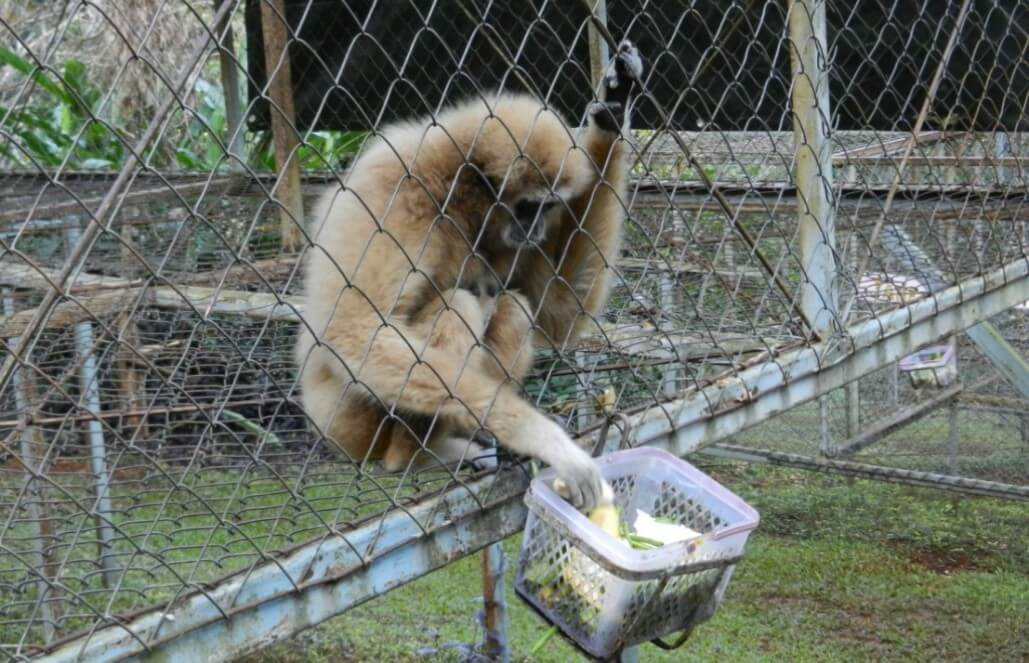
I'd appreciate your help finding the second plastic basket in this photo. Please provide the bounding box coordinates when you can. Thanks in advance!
[899,342,957,388]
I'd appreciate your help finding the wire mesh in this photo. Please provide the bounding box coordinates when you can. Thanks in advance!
[0,0,1026,658]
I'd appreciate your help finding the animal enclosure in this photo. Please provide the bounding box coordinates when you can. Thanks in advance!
[0,0,1027,660]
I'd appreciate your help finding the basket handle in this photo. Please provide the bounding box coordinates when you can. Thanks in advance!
[651,625,695,650]
[649,560,738,650]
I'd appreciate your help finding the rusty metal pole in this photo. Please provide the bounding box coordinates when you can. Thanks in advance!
[259,0,304,252]
[947,400,960,474]
[480,542,510,661]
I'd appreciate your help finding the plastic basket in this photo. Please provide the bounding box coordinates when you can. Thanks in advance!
[899,343,957,388]
[514,447,759,658]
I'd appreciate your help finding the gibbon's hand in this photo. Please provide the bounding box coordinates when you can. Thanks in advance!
[532,416,604,512]
[591,39,645,134]
[552,445,604,512]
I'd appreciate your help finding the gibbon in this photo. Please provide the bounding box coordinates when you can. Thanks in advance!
[294,41,644,511]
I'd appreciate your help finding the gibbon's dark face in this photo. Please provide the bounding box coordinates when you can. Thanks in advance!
[503,196,559,247]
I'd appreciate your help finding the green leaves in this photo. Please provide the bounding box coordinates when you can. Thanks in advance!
[2,45,367,173]
[0,47,71,103]
[0,46,123,169]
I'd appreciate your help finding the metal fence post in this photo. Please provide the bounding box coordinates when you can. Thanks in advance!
[846,381,860,438]
[63,222,119,589]
[659,274,680,398]
[948,400,960,474]
[480,542,510,662]
[587,0,609,92]
[789,0,838,338]
[994,131,1010,186]
[2,290,62,639]
[576,351,595,434]
[818,395,834,456]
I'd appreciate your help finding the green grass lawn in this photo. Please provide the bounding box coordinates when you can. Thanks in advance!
[246,461,1029,662]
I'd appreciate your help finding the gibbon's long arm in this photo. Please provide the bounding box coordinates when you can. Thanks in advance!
[528,131,628,349]
[523,40,641,349]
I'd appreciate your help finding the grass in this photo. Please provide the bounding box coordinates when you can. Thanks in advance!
[245,462,1029,662]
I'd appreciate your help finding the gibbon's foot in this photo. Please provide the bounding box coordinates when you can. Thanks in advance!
[591,39,645,133]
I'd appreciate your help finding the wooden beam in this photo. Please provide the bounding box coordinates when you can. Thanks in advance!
[0,261,139,292]
[703,443,1029,501]
[958,392,1029,413]
[0,290,142,337]
[0,285,303,336]
[836,155,1029,167]
[0,178,239,225]
[150,285,303,321]
[830,131,947,160]
[259,0,304,253]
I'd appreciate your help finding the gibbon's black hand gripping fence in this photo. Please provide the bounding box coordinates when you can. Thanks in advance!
[0,0,1027,661]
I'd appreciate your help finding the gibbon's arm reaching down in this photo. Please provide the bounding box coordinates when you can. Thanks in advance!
[296,40,644,512]
[518,40,643,350]
[521,125,629,349]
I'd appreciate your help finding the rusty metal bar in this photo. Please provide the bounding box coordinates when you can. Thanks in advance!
[703,444,1029,501]
[37,471,530,662]
[589,255,1029,459]
[480,542,510,663]
[31,252,1029,661]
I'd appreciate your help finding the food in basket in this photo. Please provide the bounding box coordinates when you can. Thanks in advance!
[631,510,701,545]
[556,478,702,549]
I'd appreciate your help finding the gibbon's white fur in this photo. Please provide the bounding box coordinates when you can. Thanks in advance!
[295,41,643,510]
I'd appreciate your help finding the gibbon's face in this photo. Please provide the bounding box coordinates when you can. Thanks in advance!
[489,159,588,249]
[503,194,560,247]
[468,97,591,248]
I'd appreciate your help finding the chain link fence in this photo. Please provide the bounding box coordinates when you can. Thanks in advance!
[0,0,1026,659]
